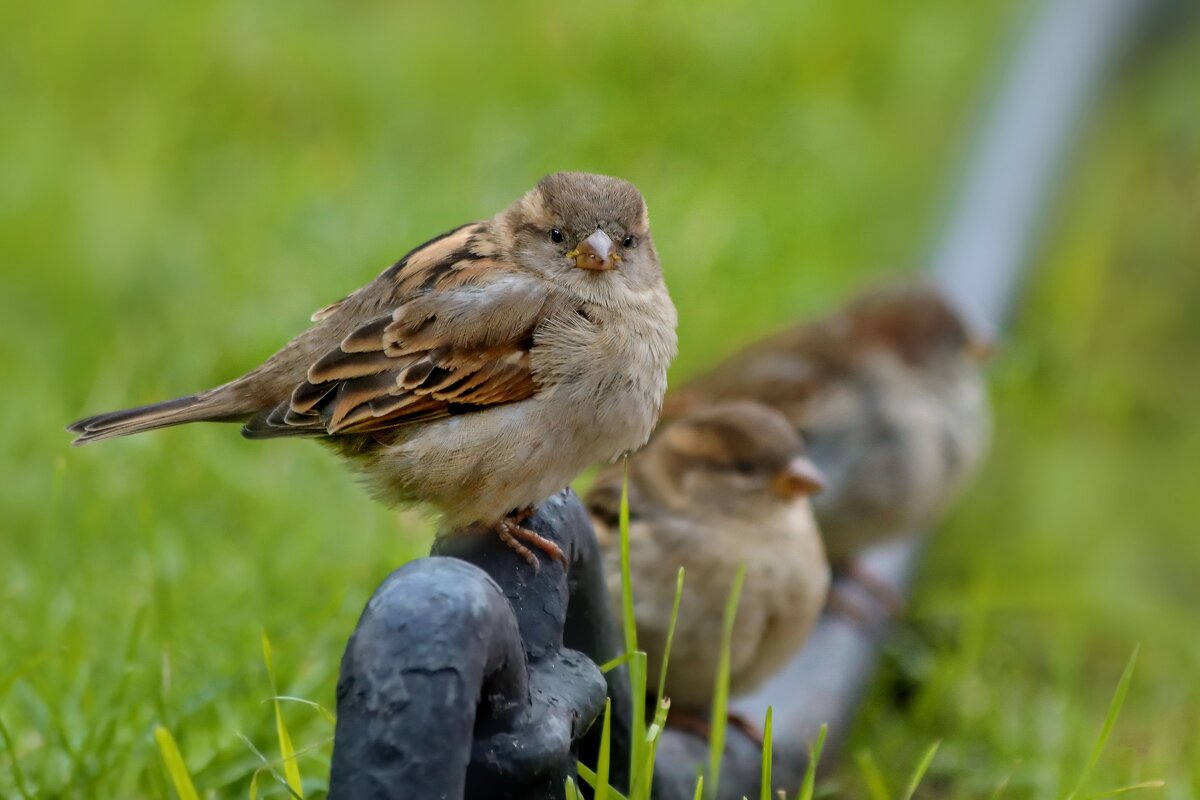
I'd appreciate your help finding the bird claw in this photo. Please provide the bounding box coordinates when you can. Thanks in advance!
[492,511,566,573]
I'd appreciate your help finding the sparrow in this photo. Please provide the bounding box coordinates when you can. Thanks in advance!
[664,282,991,572]
[586,400,830,715]
[69,172,679,566]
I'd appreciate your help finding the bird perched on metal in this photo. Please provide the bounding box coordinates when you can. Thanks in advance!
[69,172,678,567]
[664,282,990,593]
[586,401,829,724]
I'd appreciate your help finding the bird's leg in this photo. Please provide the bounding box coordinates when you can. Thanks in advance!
[825,586,878,632]
[826,557,906,631]
[507,506,535,525]
[492,508,566,572]
[844,558,906,617]
[726,712,764,745]
[666,708,711,740]
[666,709,763,745]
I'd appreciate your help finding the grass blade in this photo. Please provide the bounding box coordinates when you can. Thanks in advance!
[707,563,747,799]
[635,697,672,800]
[627,567,682,800]
[577,762,630,800]
[693,776,704,800]
[618,459,638,658]
[599,651,636,674]
[596,697,612,800]
[153,725,200,800]
[987,760,1020,800]
[0,714,33,800]
[237,730,303,800]
[1064,645,1140,800]
[262,632,304,798]
[264,696,337,725]
[629,650,648,792]
[902,741,941,800]
[759,707,773,800]
[565,777,584,800]
[1084,780,1166,799]
[617,461,647,784]
[797,723,827,800]
[656,567,685,711]
[855,749,891,800]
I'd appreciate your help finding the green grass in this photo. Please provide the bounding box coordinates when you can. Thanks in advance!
[2,0,1199,797]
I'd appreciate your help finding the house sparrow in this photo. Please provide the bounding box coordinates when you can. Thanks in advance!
[69,172,679,566]
[586,401,830,715]
[665,282,990,571]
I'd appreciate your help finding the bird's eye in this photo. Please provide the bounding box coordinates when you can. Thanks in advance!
[622,234,638,248]
[732,460,756,475]
[550,228,564,244]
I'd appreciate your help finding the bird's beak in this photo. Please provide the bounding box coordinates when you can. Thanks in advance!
[567,229,617,271]
[772,457,826,500]
[967,336,996,363]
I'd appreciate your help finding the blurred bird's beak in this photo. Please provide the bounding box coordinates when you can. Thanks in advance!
[772,457,826,499]
[967,336,996,363]
[568,229,616,271]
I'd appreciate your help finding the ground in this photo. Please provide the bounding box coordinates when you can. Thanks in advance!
[1,1,1197,797]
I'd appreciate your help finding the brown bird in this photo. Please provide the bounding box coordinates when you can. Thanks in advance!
[665,282,990,581]
[69,172,679,566]
[587,401,829,718]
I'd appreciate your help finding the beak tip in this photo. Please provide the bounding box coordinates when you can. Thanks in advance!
[967,338,996,363]
[774,458,826,499]
[573,229,615,270]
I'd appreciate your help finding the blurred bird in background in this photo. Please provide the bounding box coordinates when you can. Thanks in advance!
[587,400,829,735]
[665,282,991,606]
[69,172,678,567]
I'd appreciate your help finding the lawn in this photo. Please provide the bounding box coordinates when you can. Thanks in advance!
[2,0,1197,797]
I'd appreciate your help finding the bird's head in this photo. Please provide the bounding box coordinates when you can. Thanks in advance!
[841,282,995,370]
[646,400,825,519]
[503,171,664,305]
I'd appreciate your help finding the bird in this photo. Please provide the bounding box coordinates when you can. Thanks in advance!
[664,282,990,594]
[68,171,679,567]
[586,400,830,722]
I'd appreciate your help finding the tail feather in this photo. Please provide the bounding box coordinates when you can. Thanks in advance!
[68,391,255,446]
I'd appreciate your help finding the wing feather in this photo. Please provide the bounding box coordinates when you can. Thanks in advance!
[242,223,558,441]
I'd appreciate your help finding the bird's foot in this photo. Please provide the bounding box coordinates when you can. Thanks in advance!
[492,510,566,573]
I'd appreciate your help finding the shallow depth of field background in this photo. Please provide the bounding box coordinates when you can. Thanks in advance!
[2,1,1198,797]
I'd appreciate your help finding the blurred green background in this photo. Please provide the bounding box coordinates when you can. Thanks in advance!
[2,0,1198,797]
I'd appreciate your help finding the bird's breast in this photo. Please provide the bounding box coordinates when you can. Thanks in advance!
[532,302,676,458]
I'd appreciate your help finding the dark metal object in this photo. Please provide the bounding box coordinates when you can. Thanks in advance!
[329,491,612,800]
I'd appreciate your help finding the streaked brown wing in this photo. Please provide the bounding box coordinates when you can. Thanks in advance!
[244,307,538,438]
[243,223,551,440]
